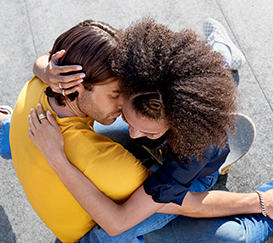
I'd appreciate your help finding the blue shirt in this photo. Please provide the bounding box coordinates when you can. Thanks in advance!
[143,142,230,205]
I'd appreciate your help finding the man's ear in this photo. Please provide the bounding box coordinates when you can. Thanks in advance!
[76,83,85,93]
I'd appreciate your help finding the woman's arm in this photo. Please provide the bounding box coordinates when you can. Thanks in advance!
[33,50,85,95]
[28,105,273,236]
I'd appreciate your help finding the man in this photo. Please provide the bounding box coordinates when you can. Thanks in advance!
[7,20,150,243]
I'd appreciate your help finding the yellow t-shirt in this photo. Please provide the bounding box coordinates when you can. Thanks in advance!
[10,77,149,243]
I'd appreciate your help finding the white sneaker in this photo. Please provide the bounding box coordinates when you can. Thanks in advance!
[0,105,13,115]
[203,18,246,70]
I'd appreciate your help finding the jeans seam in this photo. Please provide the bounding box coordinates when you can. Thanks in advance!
[137,214,178,236]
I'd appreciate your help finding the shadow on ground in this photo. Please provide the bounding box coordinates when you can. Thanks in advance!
[212,174,229,191]
[232,70,240,86]
[0,206,16,243]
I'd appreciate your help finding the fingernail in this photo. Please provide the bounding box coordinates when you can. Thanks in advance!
[37,103,41,107]
[77,79,84,83]
[80,73,86,78]
[76,66,83,70]
[30,108,34,112]
[74,86,79,90]
[47,110,52,115]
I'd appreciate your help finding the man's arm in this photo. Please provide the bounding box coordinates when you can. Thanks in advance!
[33,54,50,82]
[159,190,263,217]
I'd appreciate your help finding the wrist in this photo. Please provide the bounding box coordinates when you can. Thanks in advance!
[256,191,267,217]
[244,192,263,214]
[33,55,50,83]
[47,150,68,171]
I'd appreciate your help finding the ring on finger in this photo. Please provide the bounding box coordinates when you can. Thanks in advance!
[62,89,65,96]
[59,83,63,90]
[39,114,46,120]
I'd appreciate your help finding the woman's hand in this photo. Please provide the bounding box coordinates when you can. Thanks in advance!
[28,103,65,168]
[33,50,85,95]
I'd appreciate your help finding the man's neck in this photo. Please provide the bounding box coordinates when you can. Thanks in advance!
[48,97,85,118]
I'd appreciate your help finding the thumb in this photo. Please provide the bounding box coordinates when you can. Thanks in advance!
[51,49,66,64]
[46,110,59,128]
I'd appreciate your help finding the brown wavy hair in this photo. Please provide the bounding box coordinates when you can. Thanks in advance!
[111,18,240,160]
[45,20,121,106]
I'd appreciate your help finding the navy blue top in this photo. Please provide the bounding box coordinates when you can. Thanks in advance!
[143,142,230,205]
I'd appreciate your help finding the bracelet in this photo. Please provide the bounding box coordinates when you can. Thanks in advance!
[256,191,267,217]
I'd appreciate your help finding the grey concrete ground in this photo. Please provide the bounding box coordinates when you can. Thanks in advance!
[1,0,273,242]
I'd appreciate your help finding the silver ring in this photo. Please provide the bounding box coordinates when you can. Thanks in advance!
[59,83,63,89]
[39,114,46,120]
[62,89,65,96]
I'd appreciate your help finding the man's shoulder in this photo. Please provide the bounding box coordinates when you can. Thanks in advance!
[27,76,47,88]
[62,124,147,171]
[62,124,132,159]
[61,125,149,202]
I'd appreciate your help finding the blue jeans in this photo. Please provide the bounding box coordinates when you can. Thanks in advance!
[143,180,273,243]
[0,115,12,160]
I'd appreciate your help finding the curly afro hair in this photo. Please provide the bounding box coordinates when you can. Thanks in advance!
[111,17,240,161]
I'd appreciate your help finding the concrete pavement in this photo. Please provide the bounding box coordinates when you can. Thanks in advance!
[1,0,273,242]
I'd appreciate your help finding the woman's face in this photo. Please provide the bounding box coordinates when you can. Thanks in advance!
[122,100,169,140]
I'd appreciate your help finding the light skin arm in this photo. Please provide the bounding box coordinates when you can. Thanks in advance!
[33,50,85,95]
[28,105,273,236]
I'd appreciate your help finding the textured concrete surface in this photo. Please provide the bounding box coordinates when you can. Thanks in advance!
[1,0,273,242]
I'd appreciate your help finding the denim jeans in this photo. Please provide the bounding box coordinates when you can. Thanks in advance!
[0,115,12,160]
[143,180,273,243]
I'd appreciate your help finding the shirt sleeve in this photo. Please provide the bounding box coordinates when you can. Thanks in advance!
[143,143,230,205]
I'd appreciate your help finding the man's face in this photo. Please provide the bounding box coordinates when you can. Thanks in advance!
[77,78,123,125]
